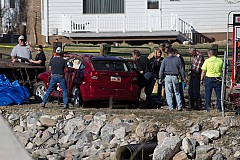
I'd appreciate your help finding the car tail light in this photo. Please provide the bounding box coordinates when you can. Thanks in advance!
[89,71,99,83]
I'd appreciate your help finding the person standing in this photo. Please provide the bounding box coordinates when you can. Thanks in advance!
[11,35,33,62]
[159,43,168,58]
[159,48,186,111]
[150,48,164,106]
[29,45,46,67]
[132,50,155,108]
[188,47,204,110]
[39,47,69,109]
[175,49,186,108]
[200,49,223,112]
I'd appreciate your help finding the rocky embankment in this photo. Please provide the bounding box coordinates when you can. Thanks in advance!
[2,109,240,160]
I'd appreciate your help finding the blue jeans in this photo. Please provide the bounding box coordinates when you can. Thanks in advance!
[164,75,182,110]
[42,74,68,106]
[204,77,222,111]
[188,77,201,99]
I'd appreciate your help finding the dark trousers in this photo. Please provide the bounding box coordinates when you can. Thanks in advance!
[204,77,222,111]
[188,77,201,99]
[156,81,162,103]
[139,72,155,107]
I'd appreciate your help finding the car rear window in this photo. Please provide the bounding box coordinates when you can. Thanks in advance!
[92,60,131,72]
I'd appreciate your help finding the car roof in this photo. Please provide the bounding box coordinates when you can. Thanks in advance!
[91,56,126,61]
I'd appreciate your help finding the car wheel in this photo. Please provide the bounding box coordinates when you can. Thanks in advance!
[71,86,83,107]
[34,81,46,101]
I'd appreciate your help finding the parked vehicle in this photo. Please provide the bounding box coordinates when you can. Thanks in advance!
[34,53,140,107]
[0,53,46,96]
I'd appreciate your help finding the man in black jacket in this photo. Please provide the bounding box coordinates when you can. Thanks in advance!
[132,50,155,108]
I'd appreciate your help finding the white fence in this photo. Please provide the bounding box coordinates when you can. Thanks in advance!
[62,14,193,40]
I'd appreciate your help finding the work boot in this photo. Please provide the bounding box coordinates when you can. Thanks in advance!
[195,99,202,111]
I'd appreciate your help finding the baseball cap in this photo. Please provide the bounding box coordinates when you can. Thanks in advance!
[18,35,25,40]
[56,47,62,54]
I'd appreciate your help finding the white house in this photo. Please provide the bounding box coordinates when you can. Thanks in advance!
[0,0,20,33]
[40,0,240,44]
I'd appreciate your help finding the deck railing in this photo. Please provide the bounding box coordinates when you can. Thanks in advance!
[62,14,193,41]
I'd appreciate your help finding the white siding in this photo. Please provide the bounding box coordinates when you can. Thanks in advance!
[47,0,83,36]
[125,0,146,15]
[44,0,240,36]
[45,0,148,36]
[161,0,240,33]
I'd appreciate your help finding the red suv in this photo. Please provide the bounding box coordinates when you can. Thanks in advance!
[34,53,140,107]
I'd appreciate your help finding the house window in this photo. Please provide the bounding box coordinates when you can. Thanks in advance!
[83,0,124,14]
[10,0,15,8]
[148,0,159,9]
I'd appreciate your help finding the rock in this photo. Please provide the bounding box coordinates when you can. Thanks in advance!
[135,122,158,141]
[42,130,52,141]
[157,131,169,144]
[46,155,58,160]
[46,138,57,148]
[153,136,182,160]
[234,151,240,158]
[166,125,177,134]
[39,117,57,127]
[8,113,20,121]
[192,132,209,145]
[114,127,126,140]
[211,117,225,128]
[64,117,85,135]
[221,148,232,158]
[13,125,24,132]
[190,124,201,133]
[64,149,74,160]
[109,152,117,160]
[86,121,104,135]
[83,114,93,125]
[47,127,55,134]
[112,117,122,125]
[33,137,44,146]
[101,124,115,142]
[25,142,34,150]
[201,130,220,140]
[66,114,74,120]
[232,139,238,145]
[224,116,240,127]
[75,131,93,151]
[93,112,107,122]
[212,152,225,160]
[27,112,43,127]
[195,145,215,160]
[172,151,189,160]
[16,130,31,146]
[219,126,229,135]
[182,137,196,158]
